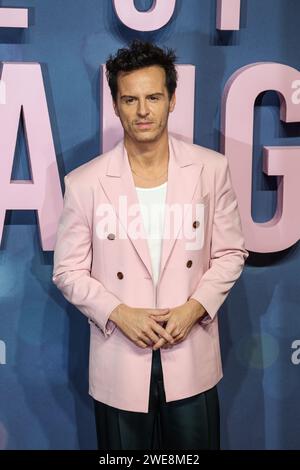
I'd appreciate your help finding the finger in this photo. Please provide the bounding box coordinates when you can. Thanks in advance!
[157,333,182,349]
[150,313,171,322]
[171,329,181,337]
[152,337,167,350]
[148,308,170,316]
[136,339,149,349]
[153,336,175,350]
[139,332,153,346]
[151,331,169,347]
[153,323,175,344]
[145,328,160,345]
[160,333,178,348]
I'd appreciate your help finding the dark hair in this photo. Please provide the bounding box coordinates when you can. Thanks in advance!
[105,40,178,102]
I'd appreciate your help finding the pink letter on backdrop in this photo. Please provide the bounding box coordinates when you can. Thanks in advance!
[0,7,28,28]
[216,0,241,30]
[0,63,63,251]
[101,64,195,152]
[113,0,176,31]
[222,63,300,253]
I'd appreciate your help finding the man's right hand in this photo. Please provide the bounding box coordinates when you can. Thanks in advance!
[109,303,174,349]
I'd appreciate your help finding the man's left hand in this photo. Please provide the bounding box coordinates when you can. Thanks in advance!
[150,299,207,350]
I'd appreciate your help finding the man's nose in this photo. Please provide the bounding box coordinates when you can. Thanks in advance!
[137,99,150,117]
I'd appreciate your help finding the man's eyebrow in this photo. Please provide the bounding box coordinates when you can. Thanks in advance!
[120,95,136,99]
[120,92,164,99]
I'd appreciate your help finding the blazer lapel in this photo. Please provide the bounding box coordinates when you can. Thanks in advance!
[98,134,204,283]
[158,135,204,284]
[98,140,154,278]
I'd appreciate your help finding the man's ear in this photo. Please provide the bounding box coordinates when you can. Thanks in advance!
[169,92,176,113]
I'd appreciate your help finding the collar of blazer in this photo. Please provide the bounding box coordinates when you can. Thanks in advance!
[98,134,205,284]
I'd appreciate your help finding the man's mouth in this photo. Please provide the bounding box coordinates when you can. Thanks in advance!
[136,122,153,128]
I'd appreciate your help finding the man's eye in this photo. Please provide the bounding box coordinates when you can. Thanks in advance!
[125,98,135,104]
[149,96,159,101]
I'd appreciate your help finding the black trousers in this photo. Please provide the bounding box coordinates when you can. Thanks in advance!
[93,348,220,450]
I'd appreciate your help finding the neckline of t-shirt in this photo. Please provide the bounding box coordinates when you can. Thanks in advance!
[135,181,167,190]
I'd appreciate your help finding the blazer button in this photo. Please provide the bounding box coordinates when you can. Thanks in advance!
[107,233,115,240]
[186,260,193,268]
[193,220,200,229]
[117,272,124,279]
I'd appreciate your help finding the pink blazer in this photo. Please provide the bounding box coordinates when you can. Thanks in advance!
[52,134,249,413]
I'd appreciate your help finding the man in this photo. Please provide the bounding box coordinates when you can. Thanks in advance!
[52,40,248,450]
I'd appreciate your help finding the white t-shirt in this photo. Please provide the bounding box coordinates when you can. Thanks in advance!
[135,182,167,285]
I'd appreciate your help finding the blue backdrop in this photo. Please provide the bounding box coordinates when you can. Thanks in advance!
[0,0,300,450]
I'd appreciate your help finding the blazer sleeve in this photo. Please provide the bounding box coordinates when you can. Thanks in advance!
[189,154,249,322]
[52,174,122,338]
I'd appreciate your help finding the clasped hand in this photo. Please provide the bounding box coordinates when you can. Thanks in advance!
[150,300,204,350]
[112,300,205,351]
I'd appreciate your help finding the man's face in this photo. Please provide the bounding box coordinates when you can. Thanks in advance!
[113,65,176,144]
